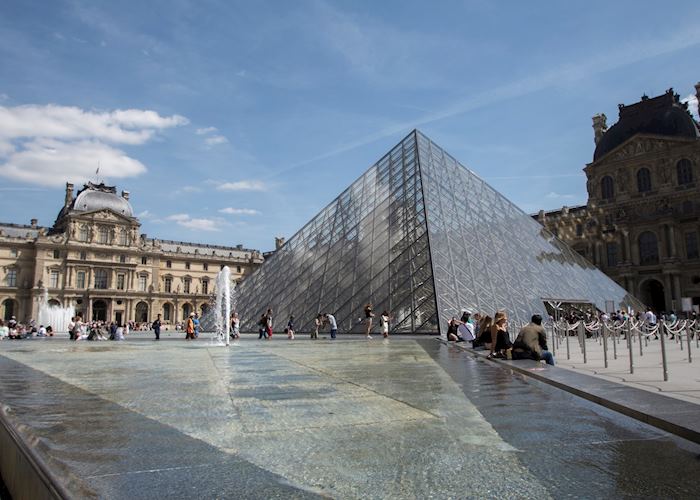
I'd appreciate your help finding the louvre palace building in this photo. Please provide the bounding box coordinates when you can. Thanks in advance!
[535,83,700,314]
[0,181,263,325]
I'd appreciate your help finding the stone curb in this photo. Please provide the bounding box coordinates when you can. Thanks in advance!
[437,338,700,445]
[0,404,70,500]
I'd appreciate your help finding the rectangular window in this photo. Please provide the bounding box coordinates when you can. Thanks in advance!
[80,251,87,260]
[166,260,172,268]
[141,256,148,265]
[139,275,147,291]
[50,270,59,288]
[76,271,86,289]
[164,277,172,293]
[119,255,126,263]
[576,224,583,237]
[185,261,190,270]
[184,279,191,294]
[53,249,60,259]
[10,248,17,257]
[94,269,108,289]
[606,243,618,267]
[236,266,242,273]
[119,231,128,246]
[203,263,208,271]
[6,269,17,287]
[201,280,208,295]
[686,232,699,260]
[117,273,125,290]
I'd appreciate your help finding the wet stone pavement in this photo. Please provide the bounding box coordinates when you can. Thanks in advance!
[0,337,699,499]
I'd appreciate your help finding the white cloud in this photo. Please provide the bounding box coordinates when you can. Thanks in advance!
[0,104,187,145]
[137,210,153,219]
[218,207,261,215]
[682,94,699,119]
[0,103,187,186]
[545,191,576,200]
[205,135,228,146]
[179,186,201,193]
[165,213,221,232]
[196,126,217,135]
[217,180,266,191]
[0,139,146,187]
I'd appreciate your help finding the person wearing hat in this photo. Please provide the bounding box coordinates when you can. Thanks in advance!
[185,312,195,340]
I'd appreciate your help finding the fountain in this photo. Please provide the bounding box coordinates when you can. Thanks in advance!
[200,266,238,346]
[36,288,75,333]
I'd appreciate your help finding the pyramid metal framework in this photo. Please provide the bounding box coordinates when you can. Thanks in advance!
[237,130,640,334]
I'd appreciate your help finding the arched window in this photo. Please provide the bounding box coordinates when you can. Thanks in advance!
[78,225,89,242]
[677,159,693,185]
[638,231,659,265]
[162,303,172,321]
[637,168,652,193]
[601,176,614,200]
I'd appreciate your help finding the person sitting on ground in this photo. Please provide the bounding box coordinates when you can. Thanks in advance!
[37,325,47,337]
[512,314,554,365]
[446,317,465,341]
[457,311,475,342]
[488,310,512,359]
[114,324,125,341]
[472,315,492,349]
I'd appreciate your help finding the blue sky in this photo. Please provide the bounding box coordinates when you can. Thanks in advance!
[1,0,699,252]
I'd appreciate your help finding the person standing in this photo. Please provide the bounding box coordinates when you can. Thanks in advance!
[312,314,321,340]
[286,315,295,340]
[364,303,374,339]
[265,308,273,339]
[230,312,240,340]
[380,310,390,338]
[193,313,201,339]
[152,314,162,341]
[324,313,337,339]
[185,312,195,340]
[258,313,268,339]
[68,316,76,340]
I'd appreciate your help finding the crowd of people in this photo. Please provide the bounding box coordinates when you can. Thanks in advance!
[445,310,555,366]
[0,316,54,340]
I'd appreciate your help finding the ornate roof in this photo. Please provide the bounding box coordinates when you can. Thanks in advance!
[593,89,699,161]
[71,182,134,217]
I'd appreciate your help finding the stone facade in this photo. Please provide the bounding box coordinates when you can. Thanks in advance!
[0,182,263,325]
[535,85,700,313]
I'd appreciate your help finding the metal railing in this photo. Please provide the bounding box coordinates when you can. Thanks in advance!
[544,318,699,382]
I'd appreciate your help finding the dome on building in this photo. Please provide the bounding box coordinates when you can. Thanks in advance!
[72,183,134,217]
[594,89,699,161]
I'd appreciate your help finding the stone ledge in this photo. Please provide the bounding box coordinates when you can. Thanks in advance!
[438,339,700,445]
[0,404,71,500]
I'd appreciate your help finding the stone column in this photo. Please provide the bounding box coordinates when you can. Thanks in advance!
[668,224,677,258]
[88,297,93,322]
[622,231,631,263]
[663,274,673,311]
[673,274,682,309]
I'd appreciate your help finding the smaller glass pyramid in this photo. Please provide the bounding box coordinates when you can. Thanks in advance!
[236,130,640,334]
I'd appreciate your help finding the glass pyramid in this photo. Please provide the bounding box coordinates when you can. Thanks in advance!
[237,130,640,334]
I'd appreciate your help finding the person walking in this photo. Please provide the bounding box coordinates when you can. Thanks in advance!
[258,313,268,339]
[152,314,162,341]
[364,303,374,339]
[193,313,201,339]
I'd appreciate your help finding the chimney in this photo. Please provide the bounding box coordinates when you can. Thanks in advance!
[30,218,37,228]
[65,182,74,207]
[121,190,130,201]
[695,82,700,115]
[275,237,286,250]
[592,113,607,145]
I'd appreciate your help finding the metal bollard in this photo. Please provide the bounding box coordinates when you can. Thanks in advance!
[611,324,617,360]
[580,322,587,364]
[602,322,608,369]
[659,321,668,382]
[566,325,570,360]
[627,322,634,374]
[638,325,644,354]
[686,322,692,364]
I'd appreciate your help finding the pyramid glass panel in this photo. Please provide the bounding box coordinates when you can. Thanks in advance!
[237,130,641,334]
